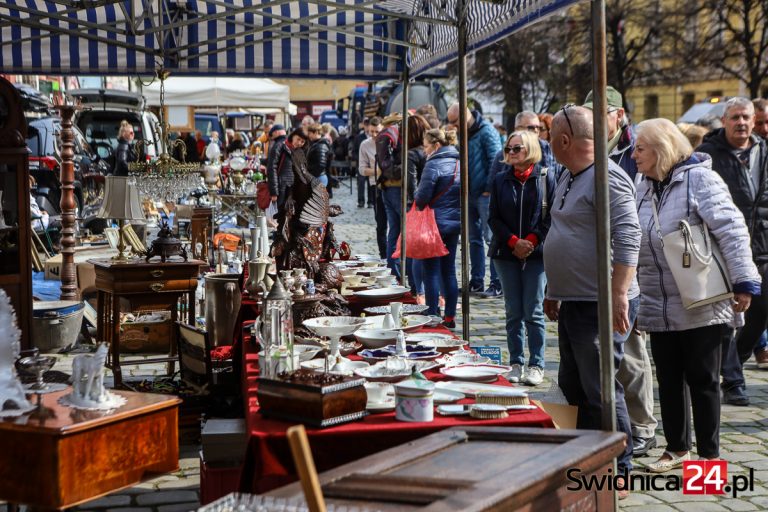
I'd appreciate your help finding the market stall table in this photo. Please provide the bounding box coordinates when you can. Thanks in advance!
[237,325,554,495]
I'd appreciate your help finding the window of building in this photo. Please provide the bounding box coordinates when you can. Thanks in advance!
[682,93,696,113]
[708,90,723,98]
[645,95,659,118]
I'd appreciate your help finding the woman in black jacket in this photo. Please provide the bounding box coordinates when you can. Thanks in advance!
[113,120,136,176]
[306,124,332,188]
[488,130,555,386]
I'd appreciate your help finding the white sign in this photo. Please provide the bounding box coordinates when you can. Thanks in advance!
[312,104,333,116]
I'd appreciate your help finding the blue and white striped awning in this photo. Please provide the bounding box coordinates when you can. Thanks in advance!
[0,0,579,78]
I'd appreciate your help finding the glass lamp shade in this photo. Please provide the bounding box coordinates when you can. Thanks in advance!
[229,154,247,172]
[98,176,144,220]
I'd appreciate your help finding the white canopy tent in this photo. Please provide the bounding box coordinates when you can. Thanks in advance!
[142,77,291,110]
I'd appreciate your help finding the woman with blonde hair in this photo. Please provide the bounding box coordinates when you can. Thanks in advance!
[633,118,760,472]
[414,128,461,327]
[488,130,556,385]
[113,120,136,176]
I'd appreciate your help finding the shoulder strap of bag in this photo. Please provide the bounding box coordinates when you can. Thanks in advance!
[540,167,549,218]
[429,161,459,207]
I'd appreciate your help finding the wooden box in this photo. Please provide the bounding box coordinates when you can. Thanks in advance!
[268,426,626,511]
[120,315,172,353]
[257,370,367,427]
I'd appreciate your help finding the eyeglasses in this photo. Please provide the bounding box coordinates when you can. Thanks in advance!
[524,125,540,132]
[560,103,575,136]
[504,144,525,154]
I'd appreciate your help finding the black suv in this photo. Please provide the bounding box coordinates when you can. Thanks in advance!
[18,84,109,218]
[27,116,109,217]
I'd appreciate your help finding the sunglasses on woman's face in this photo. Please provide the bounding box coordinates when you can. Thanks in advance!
[504,144,525,154]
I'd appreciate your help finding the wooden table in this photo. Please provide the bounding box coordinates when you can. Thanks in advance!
[267,426,626,511]
[90,258,203,388]
[0,389,181,510]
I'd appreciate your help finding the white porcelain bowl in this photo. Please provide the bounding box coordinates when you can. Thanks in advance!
[354,328,400,349]
[294,344,322,362]
[303,316,368,337]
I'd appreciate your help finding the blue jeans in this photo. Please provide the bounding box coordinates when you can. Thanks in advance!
[468,193,499,289]
[493,258,546,368]
[410,258,425,296]
[423,232,459,318]
[381,186,403,279]
[557,298,639,472]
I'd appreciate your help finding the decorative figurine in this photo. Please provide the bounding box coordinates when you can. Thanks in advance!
[145,220,188,262]
[0,289,35,417]
[60,343,126,410]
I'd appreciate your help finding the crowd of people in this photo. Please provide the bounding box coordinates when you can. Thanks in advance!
[283,90,766,500]
[104,90,768,498]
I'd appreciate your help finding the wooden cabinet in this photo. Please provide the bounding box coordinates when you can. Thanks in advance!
[0,389,180,510]
[90,258,203,388]
[0,76,32,349]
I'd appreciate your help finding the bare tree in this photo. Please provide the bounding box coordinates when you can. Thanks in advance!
[565,0,674,111]
[466,16,568,125]
[686,0,768,98]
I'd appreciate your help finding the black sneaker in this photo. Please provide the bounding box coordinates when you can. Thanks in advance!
[461,283,484,295]
[479,285,503,298]
[723,386,750,406]
[357,203,365,208]
[443,319,456,329]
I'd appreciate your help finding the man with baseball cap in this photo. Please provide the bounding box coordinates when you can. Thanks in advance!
[583,86,638,181]
[583,86,657,459]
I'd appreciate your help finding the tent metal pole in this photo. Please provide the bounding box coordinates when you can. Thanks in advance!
[457,4,470,342]
[400,68,410,288]
[592,0,617,458]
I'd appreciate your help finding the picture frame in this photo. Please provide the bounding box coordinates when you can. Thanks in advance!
[164,106,194,132]
[122,223,146,254]
[104,227,120,250]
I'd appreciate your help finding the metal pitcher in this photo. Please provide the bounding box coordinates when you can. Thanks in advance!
[205,273,242,347]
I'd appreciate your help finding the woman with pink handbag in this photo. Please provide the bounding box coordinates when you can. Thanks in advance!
[413,128,461,328]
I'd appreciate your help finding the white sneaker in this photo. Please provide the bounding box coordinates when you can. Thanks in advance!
[507,364,523,383]
[524,366,544,386]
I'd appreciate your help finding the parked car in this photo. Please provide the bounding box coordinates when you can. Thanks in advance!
[26,115,110,220]
[68,88,164,172]
[677,97,730,125]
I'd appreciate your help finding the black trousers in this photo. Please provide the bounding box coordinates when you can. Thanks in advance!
[650,324,725,458]
[374,187,388,259]
[736,263,768,362]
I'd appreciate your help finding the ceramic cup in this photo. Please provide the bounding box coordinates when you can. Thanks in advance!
[390,302,402,325]
[376,276,394,287]
[365,382,390,403]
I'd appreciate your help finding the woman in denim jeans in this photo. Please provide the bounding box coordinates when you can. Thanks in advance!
[489,130,556,385]
[414,128,460,328]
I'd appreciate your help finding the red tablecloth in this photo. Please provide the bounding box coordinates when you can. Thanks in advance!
[239,325,555,493]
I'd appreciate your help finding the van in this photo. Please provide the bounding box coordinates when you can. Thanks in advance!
[68,88,164,173]
[677,97,730,125]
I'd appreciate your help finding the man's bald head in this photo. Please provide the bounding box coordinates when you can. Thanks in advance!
[446,103,472,128]
[552,106,594,140]
[551,106,595,171]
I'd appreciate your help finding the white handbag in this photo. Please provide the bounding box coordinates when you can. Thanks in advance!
[651,196,733,309]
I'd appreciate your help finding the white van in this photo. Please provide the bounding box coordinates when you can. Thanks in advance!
[68,88,165,173]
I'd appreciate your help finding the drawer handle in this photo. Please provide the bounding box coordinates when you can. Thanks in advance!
[150,283,165,292]
[150,270,164,278]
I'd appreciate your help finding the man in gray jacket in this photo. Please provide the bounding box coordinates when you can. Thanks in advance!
[543,106,641,494]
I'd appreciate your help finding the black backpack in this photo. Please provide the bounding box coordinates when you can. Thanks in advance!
[375,125,402,182]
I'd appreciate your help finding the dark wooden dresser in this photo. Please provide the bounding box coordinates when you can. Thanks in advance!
[90,258,203,388]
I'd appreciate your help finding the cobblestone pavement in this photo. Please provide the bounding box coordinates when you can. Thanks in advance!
[32,177,768,511]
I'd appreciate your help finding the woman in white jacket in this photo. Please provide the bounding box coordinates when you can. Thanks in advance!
[633,118,761,472]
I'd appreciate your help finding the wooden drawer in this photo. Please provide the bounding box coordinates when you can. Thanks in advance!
[107,277,199,294]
